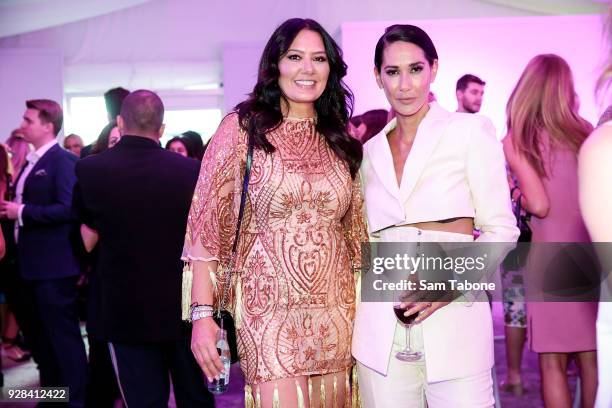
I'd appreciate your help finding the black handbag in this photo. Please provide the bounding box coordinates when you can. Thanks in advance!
[502,193,532,271]
[213,131,254,364]
[516,195,532,243]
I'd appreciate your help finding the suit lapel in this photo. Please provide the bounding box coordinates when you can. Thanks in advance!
[398,103,449,202]
[365,126,402,202]
[23,144,58,195]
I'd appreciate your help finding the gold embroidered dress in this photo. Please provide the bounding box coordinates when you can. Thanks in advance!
[183,113,367,385]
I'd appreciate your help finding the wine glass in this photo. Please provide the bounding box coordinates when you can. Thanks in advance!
[393,292,422,362]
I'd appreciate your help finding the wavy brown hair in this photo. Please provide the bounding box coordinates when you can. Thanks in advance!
[506,54,593,177]
[236,18,362,178]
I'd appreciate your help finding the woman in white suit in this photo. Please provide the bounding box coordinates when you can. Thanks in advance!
[352,25,519,407]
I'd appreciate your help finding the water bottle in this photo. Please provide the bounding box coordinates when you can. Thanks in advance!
[207,328,231,394]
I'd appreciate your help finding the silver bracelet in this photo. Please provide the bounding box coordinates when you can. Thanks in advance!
[191,309,214,322]
[192,305,214,313]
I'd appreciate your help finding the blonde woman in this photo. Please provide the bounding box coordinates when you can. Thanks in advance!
[6,129,30,175]
[503,54,597,407]
[1,131,30,362]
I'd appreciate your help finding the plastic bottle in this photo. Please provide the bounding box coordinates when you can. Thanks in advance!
[207,329,231,394]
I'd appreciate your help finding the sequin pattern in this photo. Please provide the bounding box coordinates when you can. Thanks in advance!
[183,113,367,385]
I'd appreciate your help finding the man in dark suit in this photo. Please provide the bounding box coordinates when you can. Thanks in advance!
[0,99,88,407]
[74,90,214,407]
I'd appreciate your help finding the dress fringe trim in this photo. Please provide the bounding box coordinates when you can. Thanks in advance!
[332,374,338,408]
[272,384,280,408]
[320,377,326,408]
[243,366,361,407]
[296,379,305,408]
[180,263,193,321]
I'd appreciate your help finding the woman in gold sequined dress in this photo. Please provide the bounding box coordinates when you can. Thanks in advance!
[182,18,367,407]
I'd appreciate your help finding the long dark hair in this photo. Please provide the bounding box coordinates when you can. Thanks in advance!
[91,121,115,155]
[165,136,196,159]
[236,18,362,178]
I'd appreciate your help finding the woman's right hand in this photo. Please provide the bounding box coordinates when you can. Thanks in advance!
[191,317,224,382]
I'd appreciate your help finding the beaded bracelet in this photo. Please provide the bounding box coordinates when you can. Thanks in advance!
[190,303,213,312]
[192,304,213,311]
[189,303,214,322]
[191,308,215,322]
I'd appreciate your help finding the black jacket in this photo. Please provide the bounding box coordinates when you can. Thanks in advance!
[74,136,199,342]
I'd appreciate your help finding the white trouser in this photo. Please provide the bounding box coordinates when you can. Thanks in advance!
[357,322,494,408]
[353,226,494,383]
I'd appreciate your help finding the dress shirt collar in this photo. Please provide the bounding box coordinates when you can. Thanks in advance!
[26,139,57,164]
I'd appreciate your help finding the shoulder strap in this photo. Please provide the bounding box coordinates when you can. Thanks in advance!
[218,132,253,312]
[231,132,254,255]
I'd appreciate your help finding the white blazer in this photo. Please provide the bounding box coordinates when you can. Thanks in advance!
[352,103,519,382]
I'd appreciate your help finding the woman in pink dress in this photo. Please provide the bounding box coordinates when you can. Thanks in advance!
[503,54,597,407]
[183,18,367,407]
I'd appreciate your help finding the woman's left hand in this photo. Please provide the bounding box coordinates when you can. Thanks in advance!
[399,301,451,323]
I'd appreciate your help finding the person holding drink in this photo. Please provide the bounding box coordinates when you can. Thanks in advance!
[183,18,367,407]
[392,291,421,363]
[352,25,518,407]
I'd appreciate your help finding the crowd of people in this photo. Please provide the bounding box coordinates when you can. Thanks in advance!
[0,15,610,408]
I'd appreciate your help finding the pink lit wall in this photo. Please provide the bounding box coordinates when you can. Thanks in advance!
[223,44,264,114]
[0,49,64,141]
[341,15,605,136]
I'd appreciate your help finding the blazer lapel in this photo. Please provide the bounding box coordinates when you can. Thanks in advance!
[365,125,402,202]
[398,103,449,202]
[23,144,58,194]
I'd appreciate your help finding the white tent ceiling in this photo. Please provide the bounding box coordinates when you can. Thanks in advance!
[0,0,605,93]
[0,0,154,38]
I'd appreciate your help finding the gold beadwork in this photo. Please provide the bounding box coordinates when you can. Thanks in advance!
[182,112,368,385]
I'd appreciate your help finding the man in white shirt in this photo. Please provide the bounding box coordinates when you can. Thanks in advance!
[0,99,87,407]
